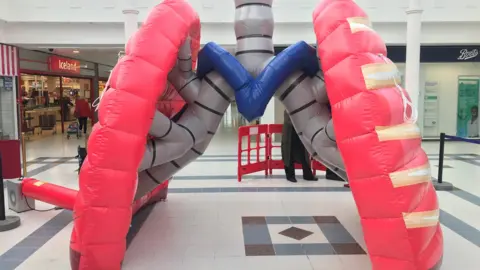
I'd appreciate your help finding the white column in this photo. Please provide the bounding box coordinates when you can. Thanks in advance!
[261,100,275,124]
[122,9,139,43]
[122,0,139,45]
[260,99,276,141]
[405,0,423,115]
[0,20,6,43]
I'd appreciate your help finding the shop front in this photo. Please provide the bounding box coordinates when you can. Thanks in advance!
[273,45,480,139]
[0,44,20,141]
[387,45,480,138]
[18,49,111,138]
[98,64,111,98]
[0,44,22,179]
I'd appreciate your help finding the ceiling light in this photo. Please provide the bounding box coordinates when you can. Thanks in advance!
[73,50,80,54]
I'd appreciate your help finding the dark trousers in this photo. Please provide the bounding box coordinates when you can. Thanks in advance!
[284,155,314,179]
[62,108,69,122]
[78,117,88,134]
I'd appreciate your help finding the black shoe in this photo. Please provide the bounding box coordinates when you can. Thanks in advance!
[326,170,344,182]
[303,175,318,181]
[286,177,297,183]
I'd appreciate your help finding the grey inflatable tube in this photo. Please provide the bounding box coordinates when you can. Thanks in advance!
[134,0,347,199]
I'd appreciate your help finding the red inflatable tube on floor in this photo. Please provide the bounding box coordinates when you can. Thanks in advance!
[132,180,170,215]
[21,177,169,215]
[21,178,77,210]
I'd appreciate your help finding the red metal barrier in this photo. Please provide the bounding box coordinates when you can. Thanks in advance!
[237,124,269,182]
[267,124,326,175]
[237,124,326,180]
[267,124,284,175]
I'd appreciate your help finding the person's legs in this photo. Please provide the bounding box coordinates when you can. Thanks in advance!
[62,107,68,122]
[326,168,344,181]
[300,156,317,181]
[81,118,88,134]
[78,118,83,130]
[284,165,296,182]
[77,118,83,137]
[284,158,297,183]
[78,117,86,134]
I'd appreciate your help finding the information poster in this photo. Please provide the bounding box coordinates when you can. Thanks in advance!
[0,76,14,91]
[457,78,479,138]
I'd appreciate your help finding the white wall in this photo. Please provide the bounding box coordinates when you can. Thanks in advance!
[0,0,8,21]
[6,21,480,47]
[2,0,480,23]
[274,99,285,124]
[422,63,480,136]
[2,0,480,46]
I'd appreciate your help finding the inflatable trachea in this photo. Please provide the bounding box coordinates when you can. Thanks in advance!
[70,0,443,270]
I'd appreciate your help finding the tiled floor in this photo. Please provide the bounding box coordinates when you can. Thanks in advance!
[1,110,480,269]
[241,215,365,256]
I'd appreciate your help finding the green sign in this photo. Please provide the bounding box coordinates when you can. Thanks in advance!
[457,78,479,137]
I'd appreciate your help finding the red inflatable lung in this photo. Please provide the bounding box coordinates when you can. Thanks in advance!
[313,1,443,269]
[69,1,200,269]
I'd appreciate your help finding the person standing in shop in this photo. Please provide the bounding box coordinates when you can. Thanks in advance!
[61,96,74,122]
[467,105,479,138]
[281,110,317,183]
[74,95,92,136]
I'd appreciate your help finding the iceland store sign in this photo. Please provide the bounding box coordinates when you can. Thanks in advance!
[48,56,81,74]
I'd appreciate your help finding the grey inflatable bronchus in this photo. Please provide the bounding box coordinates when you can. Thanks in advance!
[133,0,346,198]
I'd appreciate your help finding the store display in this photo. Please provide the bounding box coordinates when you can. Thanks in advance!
[19,74,93,137]
[457,77,479,137]
[0,76,17,139]
[423,81,439,137]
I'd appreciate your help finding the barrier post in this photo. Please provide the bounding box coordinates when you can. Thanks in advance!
[0,154,5,221]
[437,132,445,184]
[0,153,21,231]
[237,129,242,182]
[266,132,271,175]
[21,133,27,177]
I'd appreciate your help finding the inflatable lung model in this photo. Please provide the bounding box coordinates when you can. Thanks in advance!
[70,0,443,269]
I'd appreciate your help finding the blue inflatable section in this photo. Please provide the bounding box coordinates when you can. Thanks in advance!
[197,41,319,122]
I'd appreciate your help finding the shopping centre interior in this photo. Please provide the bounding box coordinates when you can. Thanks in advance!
[1,0,480,270]
[20,75,94,138]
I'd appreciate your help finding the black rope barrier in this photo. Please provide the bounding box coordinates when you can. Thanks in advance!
[437,133,480,184]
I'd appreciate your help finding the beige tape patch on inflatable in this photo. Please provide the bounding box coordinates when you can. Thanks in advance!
[33,181,45,187]
[389,164,431,188]
[403,209,440,229]
[375,123,421,141]
[347,17,373,33]
[361,63,402,90]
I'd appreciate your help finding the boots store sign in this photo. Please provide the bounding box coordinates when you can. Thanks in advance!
[48,56,81,74]
[458,49,478,60]
[385,46,480,63]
